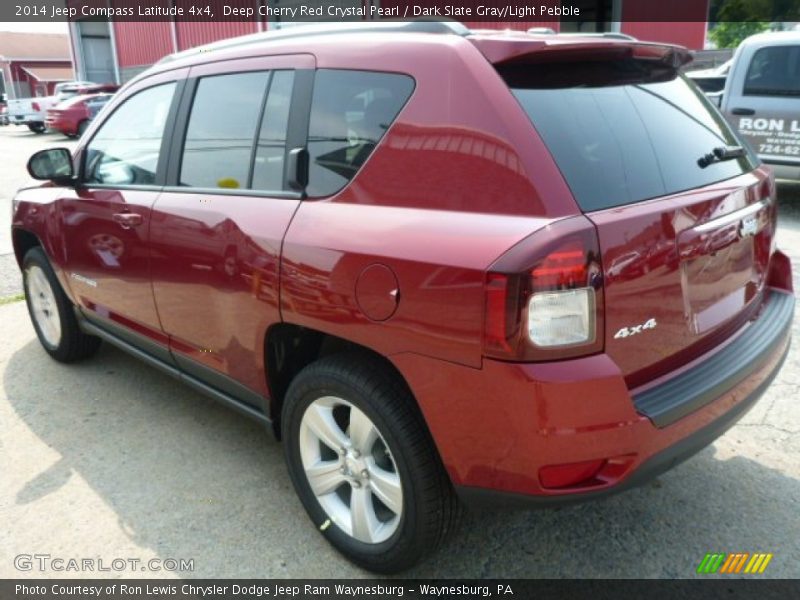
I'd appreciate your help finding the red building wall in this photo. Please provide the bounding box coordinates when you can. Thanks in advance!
[174,21,259,51]
[113,22,174,69]
[621,21,706,50]
[106,2,710,75]
[621,0,708,50]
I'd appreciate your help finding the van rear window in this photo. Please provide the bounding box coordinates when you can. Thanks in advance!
[500,59,757,212]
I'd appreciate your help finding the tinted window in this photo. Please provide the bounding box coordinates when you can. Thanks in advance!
[181,72,269,190]
[502,61,756,211]
[252,70,294,191]
[744,45,800,96]
[307,70,414,197]
[84,83,175,186]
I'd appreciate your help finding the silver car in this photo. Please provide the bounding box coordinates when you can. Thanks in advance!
[718,31,800,180]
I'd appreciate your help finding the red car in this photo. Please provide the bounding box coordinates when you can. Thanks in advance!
[12,22,794,573]
[45,93,113,138]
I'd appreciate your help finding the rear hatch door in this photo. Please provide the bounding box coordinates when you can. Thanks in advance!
[496,46,776,384]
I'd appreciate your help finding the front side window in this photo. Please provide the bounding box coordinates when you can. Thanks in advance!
[306,70,414,197]
[744,45,800,96]
[84,82,176,186]
[180,72,270,190]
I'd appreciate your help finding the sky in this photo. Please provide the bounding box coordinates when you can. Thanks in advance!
[0,22,69,34]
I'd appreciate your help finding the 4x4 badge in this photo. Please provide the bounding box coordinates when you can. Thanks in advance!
[614,318,657,339]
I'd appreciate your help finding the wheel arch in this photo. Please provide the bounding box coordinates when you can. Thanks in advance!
[264,323,423,442]
[12,227,43,268]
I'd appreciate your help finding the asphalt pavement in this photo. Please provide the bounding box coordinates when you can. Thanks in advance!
[1,127,799,579]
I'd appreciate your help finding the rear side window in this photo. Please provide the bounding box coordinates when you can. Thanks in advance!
[181,72,270,190]
[306,70,414,197]
[744,45,800,96]
[501,60,757,212]
[252,70,294,191]
[84,82,175,186]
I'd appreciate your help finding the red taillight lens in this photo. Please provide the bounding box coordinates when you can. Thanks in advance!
[485,273,511,354]
[531,241,587,288]
[32,102,40,112]
[483,216,604,361]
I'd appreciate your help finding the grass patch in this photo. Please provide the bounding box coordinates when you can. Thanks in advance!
[0,293,25,305]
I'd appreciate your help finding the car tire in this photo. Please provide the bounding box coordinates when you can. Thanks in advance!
[282,353,460,573]
[27,123,46,134]
[23,247,101,363]
[77,120,88,137]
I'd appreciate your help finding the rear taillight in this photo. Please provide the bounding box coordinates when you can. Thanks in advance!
[32,102,40,112]
[483,216,604,361]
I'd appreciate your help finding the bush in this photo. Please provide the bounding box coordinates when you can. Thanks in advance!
[708,21,771,49]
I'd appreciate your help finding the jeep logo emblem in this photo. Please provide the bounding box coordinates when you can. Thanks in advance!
[739,215,758,238]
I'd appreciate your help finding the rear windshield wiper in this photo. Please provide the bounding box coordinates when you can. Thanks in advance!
[697,145,746,168]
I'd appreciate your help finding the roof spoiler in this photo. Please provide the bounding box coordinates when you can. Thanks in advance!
[471,38,693,69]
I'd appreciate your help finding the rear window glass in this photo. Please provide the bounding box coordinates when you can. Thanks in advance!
[307,69,414,197]
[502,60,756,212]
[744,45,800,97]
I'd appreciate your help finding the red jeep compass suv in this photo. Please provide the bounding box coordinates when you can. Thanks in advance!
[12,22,794,573]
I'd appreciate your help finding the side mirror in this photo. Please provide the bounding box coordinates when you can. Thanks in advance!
[27,148,74,183]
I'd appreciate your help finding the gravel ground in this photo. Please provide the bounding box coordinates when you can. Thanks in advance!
[1,128,799,580]
[0,254,22,299]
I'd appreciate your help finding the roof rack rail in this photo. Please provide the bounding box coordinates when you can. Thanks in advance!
[526,28,637,41]
[159,19,471,64]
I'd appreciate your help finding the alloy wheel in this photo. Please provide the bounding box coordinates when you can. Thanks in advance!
[26,264,62,347]
[298,396,403,544]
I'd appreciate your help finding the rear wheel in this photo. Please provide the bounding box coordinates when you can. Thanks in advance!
[282,353,460,573]
[27,122,46,133]
[23,247,101,362]
[77,120,89,137]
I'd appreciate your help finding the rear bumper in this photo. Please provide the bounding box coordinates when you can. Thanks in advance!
[394,287,793,505]
[45,117,73,134]
[634,289,793,427]
[10,115,43,125]
[456,332,789,508]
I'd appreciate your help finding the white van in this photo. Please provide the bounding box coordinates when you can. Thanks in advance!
[719,31,800,180]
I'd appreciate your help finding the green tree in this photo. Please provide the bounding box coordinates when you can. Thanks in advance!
[708,21,771,49]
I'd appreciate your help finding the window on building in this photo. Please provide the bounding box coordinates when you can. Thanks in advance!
[84,82,176,186]
[306,70,414,197]
[180,72,270,190]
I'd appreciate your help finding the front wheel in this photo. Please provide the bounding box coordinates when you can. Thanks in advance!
[282,354,460,573]
[23,247,101,362]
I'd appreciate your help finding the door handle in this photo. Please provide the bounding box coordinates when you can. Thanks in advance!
[731,107,755,115]
[112,212,143,229]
